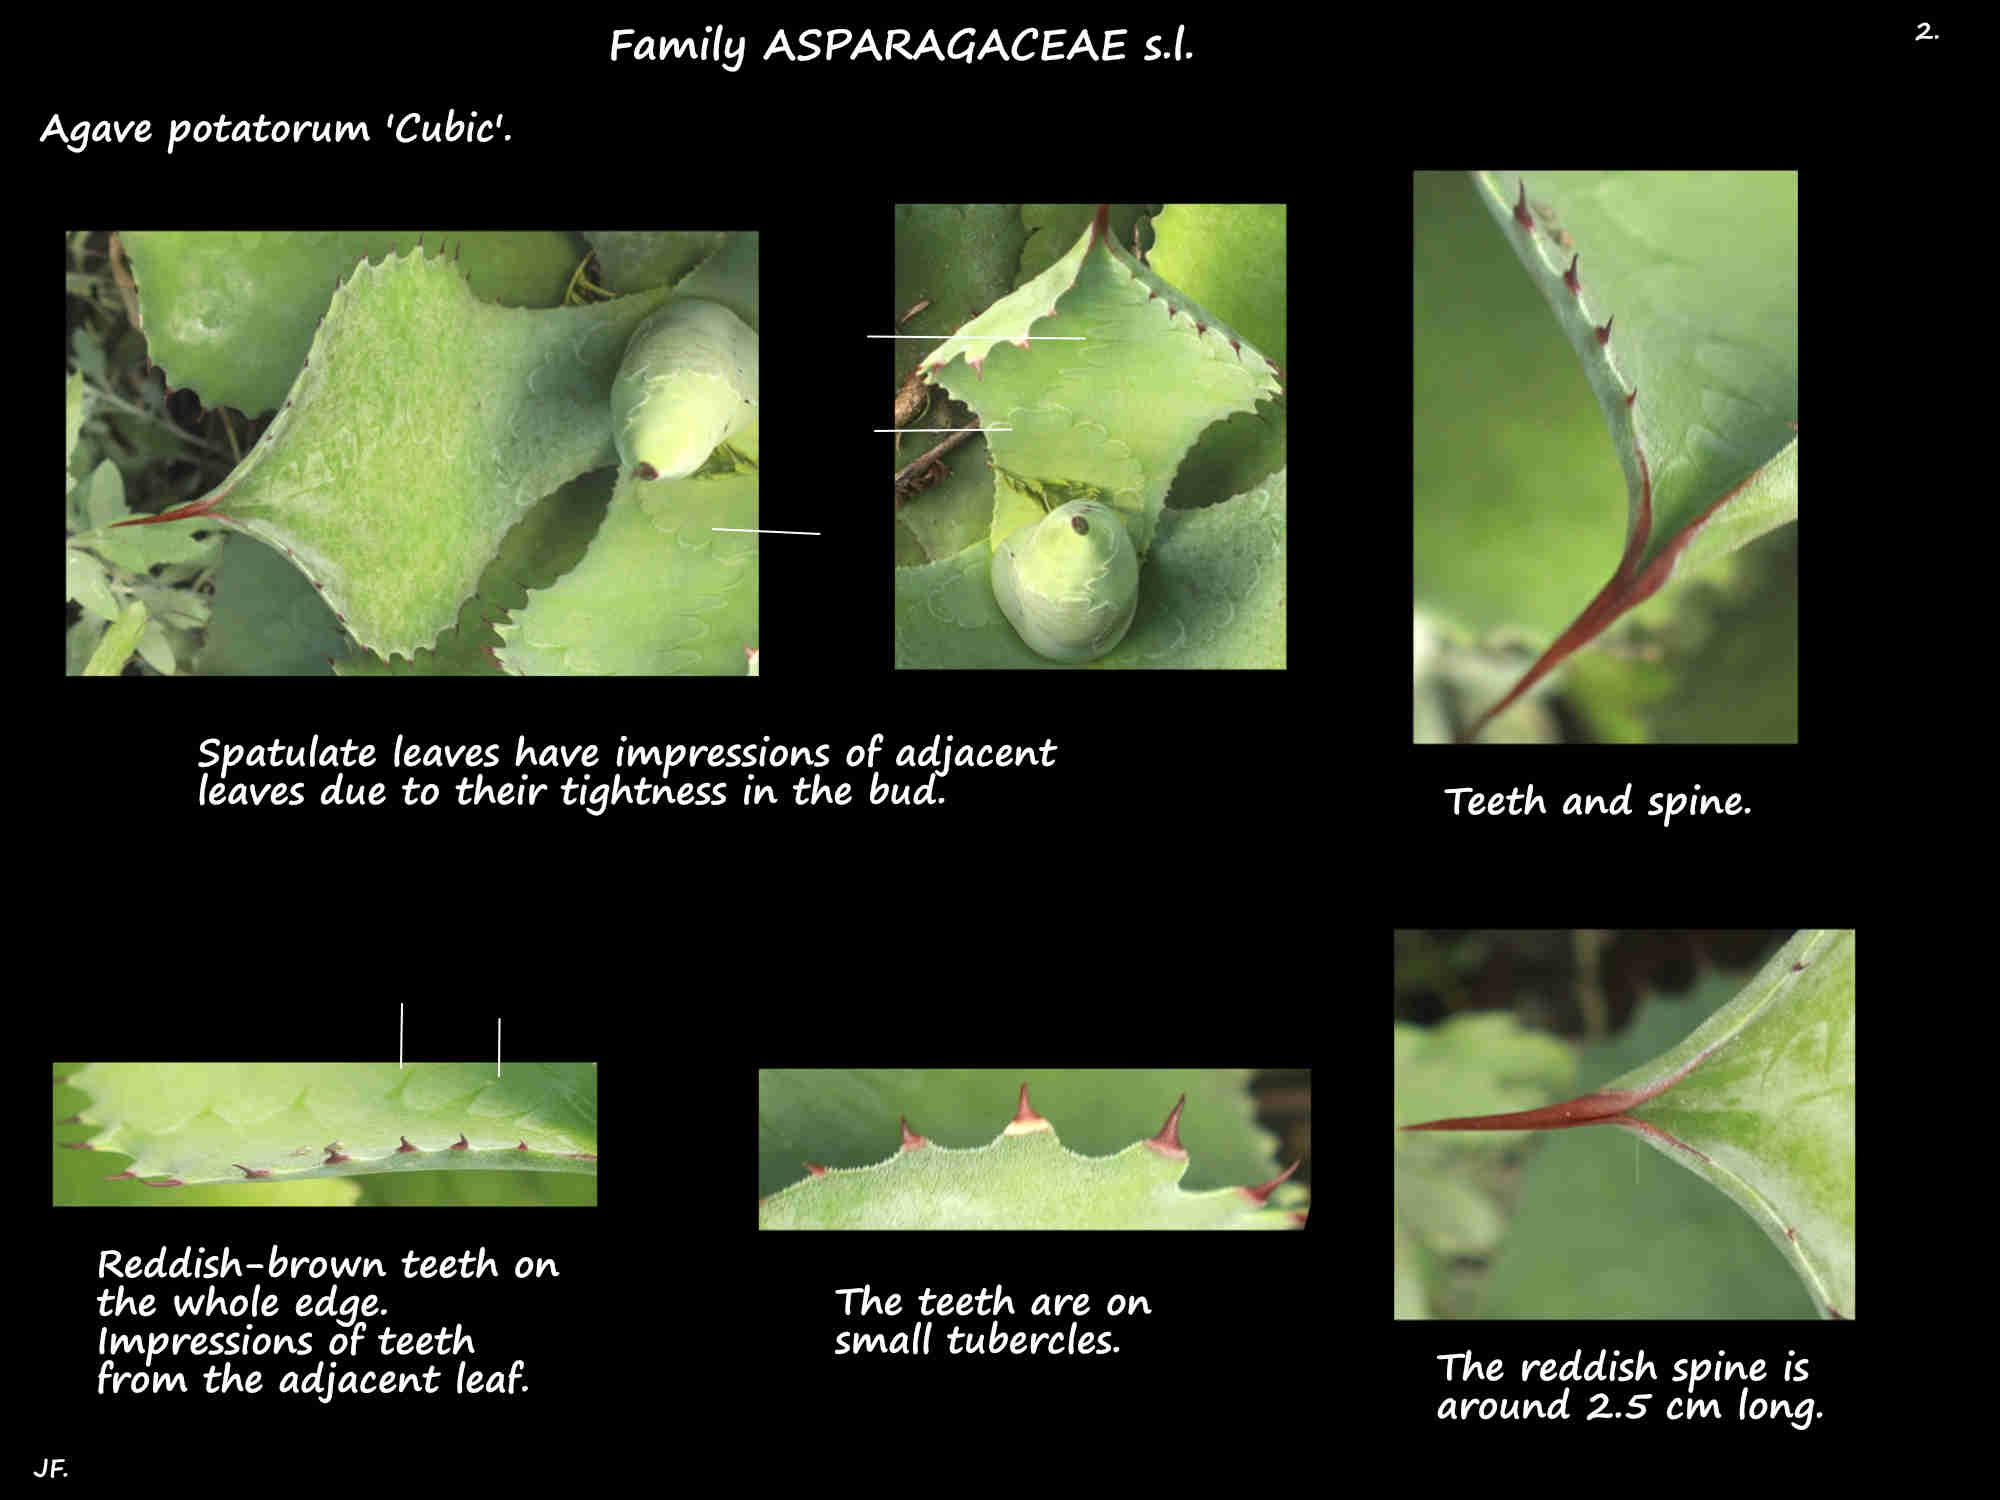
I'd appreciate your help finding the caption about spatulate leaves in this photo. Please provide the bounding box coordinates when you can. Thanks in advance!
[93,1245,556,1404]
[1425,1349,1822,1430]
[832,1285,1145,1357]
[1442,783,1747,829]
[192,734,1058,814]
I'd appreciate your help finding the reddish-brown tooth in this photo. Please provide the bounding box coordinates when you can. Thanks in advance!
[1011,1083,1046,1128]
[898,1117,928,1151]
[1145,1095,1190,1160]
[1239,1159,1302,1205]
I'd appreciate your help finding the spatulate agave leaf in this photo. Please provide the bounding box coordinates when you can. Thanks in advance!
[1405,930,1854,1318]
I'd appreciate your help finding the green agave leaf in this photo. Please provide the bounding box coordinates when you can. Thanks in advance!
[493,467,757,674]
[759,1076,1302,1230]
[59,1063,597,1187]
[920,207,1281,559]
[331,471,616,677]
[145,249,673,659]
[1404,931,1853,1318]
[894,207,1284,669]
[892,204,1036,393]
[1607,930,1853,1318]
[192,534,347,676]
[1457,172,1797,738]
[1016,204,1157,285]
[1143,202,1285,371]
[122,231,584,417]
[760,1068,1289,1196]
[583,230,731,295]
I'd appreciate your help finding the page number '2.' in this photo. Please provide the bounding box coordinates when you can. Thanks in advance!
[1916,21,1936,40]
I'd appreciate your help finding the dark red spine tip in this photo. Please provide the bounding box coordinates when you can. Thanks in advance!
[450,1134,471,1150]
[1512,179,1534,230]
[515,1141,530,1151]
[234,1164,272,1179]
[804,1161,828,1178]
[1596,315,1614,346]
[1562,253,1581,293]
[1145,1094,1190,1159]
[396,1137,420,1153]
[898,1116,928,1150]
[322,1149,351,1165]
[1240,1159,1302,1206]
[1011,1083,1046,1128]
